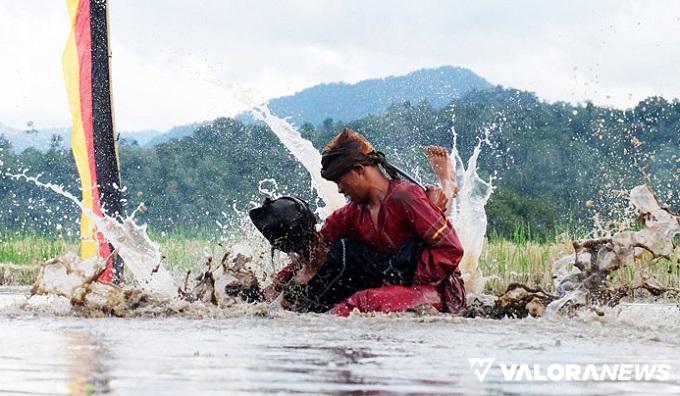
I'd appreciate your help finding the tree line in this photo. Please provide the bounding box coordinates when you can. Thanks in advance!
[1,86,678,241]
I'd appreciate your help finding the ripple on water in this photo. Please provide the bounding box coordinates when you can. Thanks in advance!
[1,291,680,395]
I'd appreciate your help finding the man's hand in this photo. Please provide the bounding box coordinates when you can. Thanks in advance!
[264,238,329,305]
[293,242,328,283]
[426,185,449,213]
[293,265,317,284]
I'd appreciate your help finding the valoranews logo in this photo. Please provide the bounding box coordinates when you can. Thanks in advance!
[468,358,671,382]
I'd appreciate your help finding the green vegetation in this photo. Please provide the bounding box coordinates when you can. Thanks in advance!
[0,85,678,290]
[0,233,69,264]
[1,72,677,302]
[480,238,571,294]
[2,87,677,241]
[2,234,677,296]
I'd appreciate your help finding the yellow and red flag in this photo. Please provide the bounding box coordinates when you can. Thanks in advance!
[63,0,124,283]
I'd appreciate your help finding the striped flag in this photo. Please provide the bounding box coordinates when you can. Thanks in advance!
[63,0,124,283]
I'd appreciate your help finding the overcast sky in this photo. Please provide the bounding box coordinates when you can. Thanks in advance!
[1,1,679,131]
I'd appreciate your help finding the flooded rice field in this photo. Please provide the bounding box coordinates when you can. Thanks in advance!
[2,288,680,395]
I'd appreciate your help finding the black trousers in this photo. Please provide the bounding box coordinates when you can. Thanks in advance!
[284,238,426,313]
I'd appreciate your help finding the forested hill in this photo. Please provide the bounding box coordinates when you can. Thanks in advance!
[239,65,492,126]
[1,66,491,150]
[1,86,678,240]
[0,123,165,152]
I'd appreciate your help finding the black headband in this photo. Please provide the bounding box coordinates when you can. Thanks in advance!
[320,135,426,190]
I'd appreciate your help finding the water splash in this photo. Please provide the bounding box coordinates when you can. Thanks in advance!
[250,104,494,295]
[167,65,345,218]
[7,172,177,298]
[547,184,680,314]
[257,178,281,198]
[249,104,346,218]
[448,125,494,296]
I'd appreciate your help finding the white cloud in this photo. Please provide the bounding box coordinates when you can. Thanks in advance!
[1,1,679,130]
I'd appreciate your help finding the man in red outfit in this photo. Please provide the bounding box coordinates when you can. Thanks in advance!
[265,129,465,315]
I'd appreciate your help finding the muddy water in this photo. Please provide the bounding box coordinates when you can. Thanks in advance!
[1,290,679,395]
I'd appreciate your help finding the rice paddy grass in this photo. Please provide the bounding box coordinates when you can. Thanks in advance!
[2,233,678,292]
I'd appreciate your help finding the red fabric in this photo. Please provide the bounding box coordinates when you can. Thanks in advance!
[272,261,296,285]
[274,180,466,313]
[73,0,114,282]
[332,285,442,316]
[322,181,462,281]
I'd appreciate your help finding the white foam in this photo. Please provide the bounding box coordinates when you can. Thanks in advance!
[249,104,346,218]
[8,172,177,298]
[448,125,494,295]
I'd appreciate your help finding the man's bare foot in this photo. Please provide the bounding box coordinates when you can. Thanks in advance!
[425,146,458,213]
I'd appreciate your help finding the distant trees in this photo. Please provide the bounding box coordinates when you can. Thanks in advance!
[1,87,678,240]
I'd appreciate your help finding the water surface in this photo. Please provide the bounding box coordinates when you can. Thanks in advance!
[1,290,679,395]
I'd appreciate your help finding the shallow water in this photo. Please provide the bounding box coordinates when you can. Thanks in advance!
[1,289,680,395]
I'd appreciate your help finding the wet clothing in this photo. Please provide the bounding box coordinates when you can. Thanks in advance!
[274,179,465,314]
[331,285,443,316]
[283,237,426,312]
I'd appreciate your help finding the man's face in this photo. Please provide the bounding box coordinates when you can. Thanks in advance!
[335,167,368,203]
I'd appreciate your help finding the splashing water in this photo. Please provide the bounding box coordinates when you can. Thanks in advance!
[257,178,280,198]
[149,66,494,299]
[448,127,494,296]
[251,104,493,295]
[7,172,177,298]
[165,66,345,218]
[249,104,346,218]
[546,184,680,315]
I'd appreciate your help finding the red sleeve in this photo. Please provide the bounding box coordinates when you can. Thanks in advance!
[320,203,356,243]
[393,184,464,285]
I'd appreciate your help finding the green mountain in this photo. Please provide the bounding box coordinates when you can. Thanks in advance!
[2,86,677,241]
[144,122,208,147]
[263,65,492,126]
[150,66,492,144]
[2,66,491,149]
[0,122,165,152]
